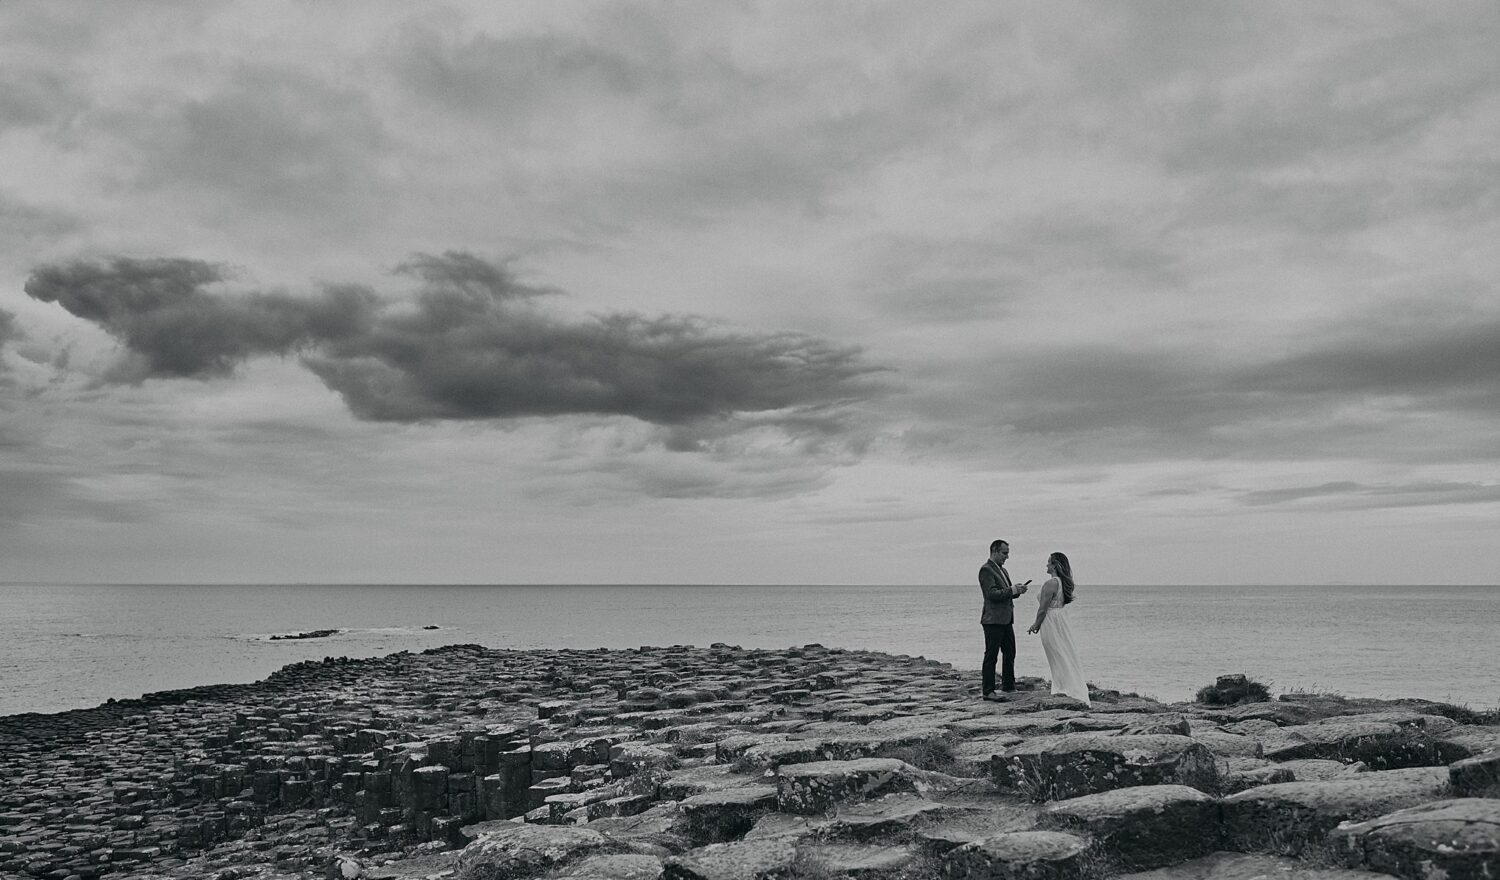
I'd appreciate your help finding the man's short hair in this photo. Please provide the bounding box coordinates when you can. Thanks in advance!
[990,539,1008,554]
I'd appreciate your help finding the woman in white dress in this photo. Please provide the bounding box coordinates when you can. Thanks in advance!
[1026,551,1090,707]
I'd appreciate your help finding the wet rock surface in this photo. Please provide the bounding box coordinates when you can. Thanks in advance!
[1,646,1496,880]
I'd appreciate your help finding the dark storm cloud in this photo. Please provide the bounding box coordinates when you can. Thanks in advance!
[303,296,880,425]
[24,257,375,382]
[25,252,884,431]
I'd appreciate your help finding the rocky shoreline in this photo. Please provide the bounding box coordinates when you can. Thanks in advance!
[1,645,1496,880]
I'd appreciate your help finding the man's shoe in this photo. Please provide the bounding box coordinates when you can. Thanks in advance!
[982,692,1008,702]
[1000,686,1016,693]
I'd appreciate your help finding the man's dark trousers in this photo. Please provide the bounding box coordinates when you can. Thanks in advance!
[982,623,1016,694]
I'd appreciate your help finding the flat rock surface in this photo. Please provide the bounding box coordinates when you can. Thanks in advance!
[1117,851,1397,880]
[661,836,798,880]
[943,829,1093,879]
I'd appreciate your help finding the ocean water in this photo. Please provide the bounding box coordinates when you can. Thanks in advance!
[1,583,1495,717]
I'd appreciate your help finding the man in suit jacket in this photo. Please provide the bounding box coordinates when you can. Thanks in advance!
[978,538,1029,699]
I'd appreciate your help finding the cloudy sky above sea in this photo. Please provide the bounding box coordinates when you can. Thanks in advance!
[2,2,1497,586]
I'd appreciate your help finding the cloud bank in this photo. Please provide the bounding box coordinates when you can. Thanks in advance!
[25,252,884,433]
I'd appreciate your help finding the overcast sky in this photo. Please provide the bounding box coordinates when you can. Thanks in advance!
[3,2,1497,585]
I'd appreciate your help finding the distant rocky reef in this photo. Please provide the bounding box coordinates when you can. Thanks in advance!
[269,629,343,641]
[1,644,1496,880]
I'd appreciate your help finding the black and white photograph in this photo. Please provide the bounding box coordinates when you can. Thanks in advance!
[2,3,1497,878]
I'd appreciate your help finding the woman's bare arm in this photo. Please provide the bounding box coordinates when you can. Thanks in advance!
[1028,577,1060,633]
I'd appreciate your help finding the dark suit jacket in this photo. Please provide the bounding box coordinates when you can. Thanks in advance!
[978,560,1018,625]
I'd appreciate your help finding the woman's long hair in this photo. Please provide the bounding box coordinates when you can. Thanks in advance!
[1050,552,1075,605]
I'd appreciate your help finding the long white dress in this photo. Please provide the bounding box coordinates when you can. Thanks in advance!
[1038,579,1090,706]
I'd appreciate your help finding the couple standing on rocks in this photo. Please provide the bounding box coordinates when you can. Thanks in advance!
[977,538,1090,707]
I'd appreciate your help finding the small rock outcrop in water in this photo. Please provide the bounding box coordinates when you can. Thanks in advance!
[268,628,342,641]
[0,648,1496,880]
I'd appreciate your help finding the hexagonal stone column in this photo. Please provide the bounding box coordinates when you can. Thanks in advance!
[1043,784,1220,870]
[774,758,923,815]
[1331,797,1500,880]
[1220,766,1452,858]
[993,735,1219,801]
[1449,751,1500,797]
[674,786,778,846]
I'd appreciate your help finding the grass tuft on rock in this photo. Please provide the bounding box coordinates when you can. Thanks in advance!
[1195,673,1271,705]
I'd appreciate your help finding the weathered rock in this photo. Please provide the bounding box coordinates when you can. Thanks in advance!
[910,801,1041,855]
[661,836,798,880]
[796,842,919,877]
[814,792,952,841]
[993,735,1219,801]
[1063,715,1134,733]
[585,804,691,855]
[713,735,789,764]
[1219,719,1282,738]
[1189,731,1263,759]
[949,715,1072,739]
[1120,715,1192,737]
[453,823,608,879]
[1437,727,1500,764]
[1115,851,1399,880]
[528,776,572,810]
[657,765,759,801]
[557,852,666,879]
[951,735,1024,778]
[741,811,820,843]
[1450,750,1500,797]
[674,787,778,846]
[1209,702,1317,727]
[821,726,950,765]
[1263,720,1441,769]
[1043,784,1220,869]
[775,759,924,815]
[610,743,679,778]
[1220,766,1452,857]
[737,740,834,770]
[1337,711,1458,734]
[1330,797,1500,880]
[1219,763,1295,794]
[942,829,1094,880]
[1271,759,1367,782]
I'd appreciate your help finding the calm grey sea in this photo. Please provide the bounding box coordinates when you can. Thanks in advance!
[1,583,1495,717]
